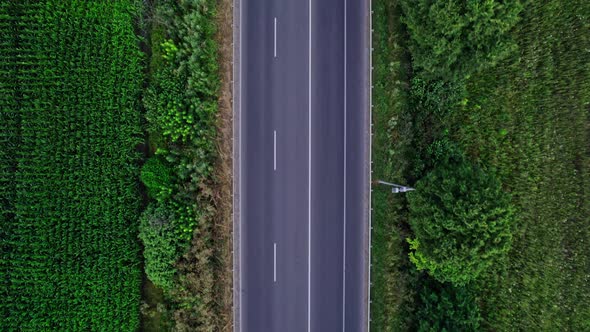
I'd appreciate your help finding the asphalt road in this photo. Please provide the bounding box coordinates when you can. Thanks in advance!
[235,0,370,331]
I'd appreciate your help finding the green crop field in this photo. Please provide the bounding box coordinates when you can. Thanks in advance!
[464,1,590,329]
[0,1,143,330]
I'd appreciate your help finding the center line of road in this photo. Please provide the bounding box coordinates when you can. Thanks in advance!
[273,130,277,171]
[273,242,277,282]
[307,0,312,330]
[274,17,277,58]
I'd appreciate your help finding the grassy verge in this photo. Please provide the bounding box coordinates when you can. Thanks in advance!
[210,0,235,328]
[370,0,415,330]
[138,0,232,330]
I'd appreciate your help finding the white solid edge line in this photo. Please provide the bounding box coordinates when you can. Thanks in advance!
[307,0,312,330]
[232,0,236,329]
[273,242,277,282]
[239,0,243,330]
[274,17,277,58]
[274,130,277,171]
[342,0,347,330]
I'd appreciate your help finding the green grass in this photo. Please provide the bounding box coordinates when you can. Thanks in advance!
[0,1,143,330]
[370,0,415,330]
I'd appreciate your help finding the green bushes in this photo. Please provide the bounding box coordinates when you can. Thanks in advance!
[138,0,222,329]
[144,67,187,141]
[399,1,518,287]
[407,158,514,285]
[416,280,481,332]
[400,0,522,80]
[141,157,173,201]
[144,1,218,147]
[141,0,219,255]
[0,1,143,330]
[139,205,178,290]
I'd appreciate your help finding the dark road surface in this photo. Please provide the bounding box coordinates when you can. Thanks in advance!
[235,0,370,331]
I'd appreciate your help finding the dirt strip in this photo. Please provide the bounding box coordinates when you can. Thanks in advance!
[212,0,234,330]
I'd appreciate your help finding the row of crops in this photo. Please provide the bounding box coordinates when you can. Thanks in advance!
[0,1,143,330]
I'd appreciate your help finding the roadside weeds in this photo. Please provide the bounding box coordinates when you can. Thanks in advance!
[211,0,234,330]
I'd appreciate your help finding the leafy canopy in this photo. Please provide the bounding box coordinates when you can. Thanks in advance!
[407,158,514,285]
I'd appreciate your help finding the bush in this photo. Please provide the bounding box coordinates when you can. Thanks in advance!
[139,204,179,290]
[145,0,219,146]
[400,0,522,80]
[141,156,173,201]
[143,66,190,142]
[416,279,481,332]
[407,158,514,285]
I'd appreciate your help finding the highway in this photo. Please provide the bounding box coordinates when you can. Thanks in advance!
[234,0,370,331]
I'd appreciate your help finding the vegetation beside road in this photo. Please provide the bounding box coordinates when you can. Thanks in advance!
[138,0,232,330]
[371,0,590,330]
[141,0,218,293]
[370,1,414,330]
[0,1,143,329]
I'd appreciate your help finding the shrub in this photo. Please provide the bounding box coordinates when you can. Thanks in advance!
[161,39,178,61]
[168,197,200,242]
[416,279,481,332]
[139,204,179,290]
[407,157,513,285]
[400,0,522,80]
[143,67,190,142]
[172,0,219,100]
[141,156,173,201]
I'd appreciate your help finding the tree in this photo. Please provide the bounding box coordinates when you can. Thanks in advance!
[400,0,522,80]
[407,158,513,285]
